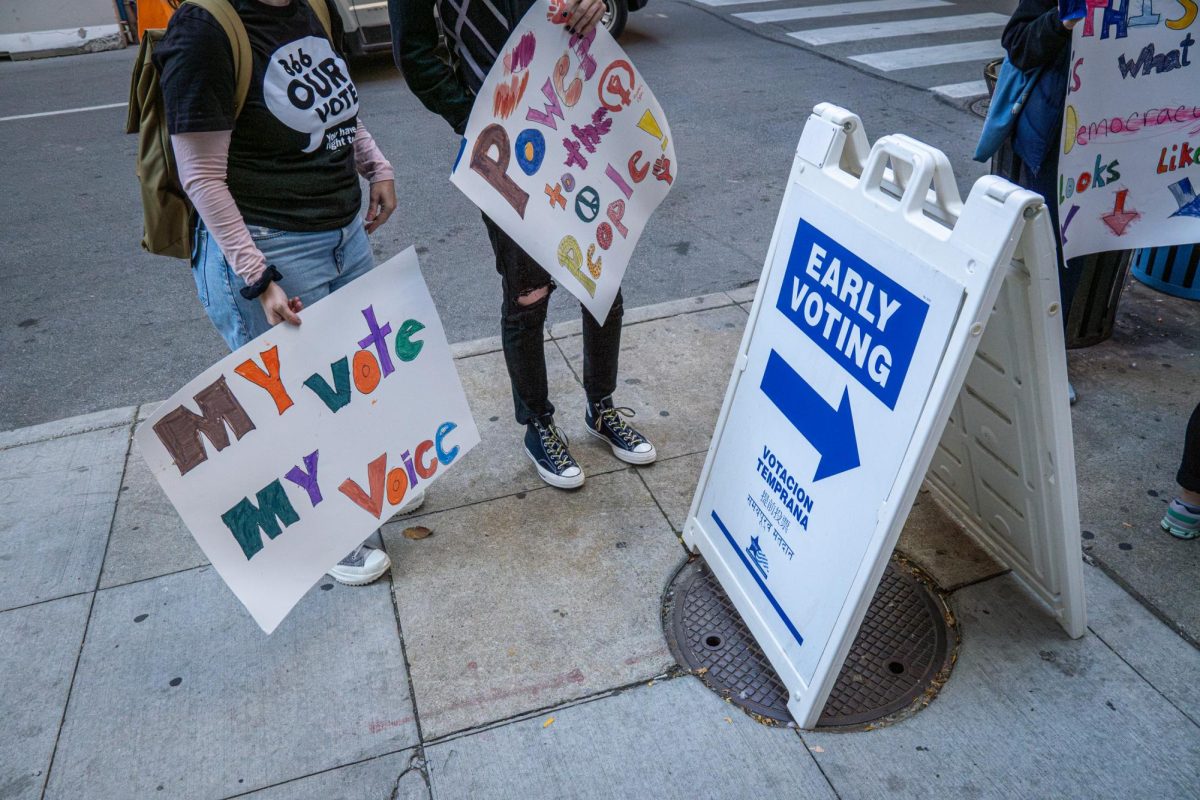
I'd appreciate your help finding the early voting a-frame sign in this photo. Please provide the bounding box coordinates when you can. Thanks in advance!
[684,104,1087,728]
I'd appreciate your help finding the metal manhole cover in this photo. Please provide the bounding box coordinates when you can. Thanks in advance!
[663,556,956,729]
[969,96,991,119]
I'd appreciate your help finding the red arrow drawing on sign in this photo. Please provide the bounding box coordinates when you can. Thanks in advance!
[1101,189,1141,236]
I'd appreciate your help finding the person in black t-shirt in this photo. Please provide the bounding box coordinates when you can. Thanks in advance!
[156,0,411,586]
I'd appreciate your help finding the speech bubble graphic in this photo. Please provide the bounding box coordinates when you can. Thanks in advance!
[263,36,360,153]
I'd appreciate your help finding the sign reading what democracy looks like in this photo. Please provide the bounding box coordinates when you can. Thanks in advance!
[450,0,677,322]
[137,250,479,633]
[1059,0,1200,259]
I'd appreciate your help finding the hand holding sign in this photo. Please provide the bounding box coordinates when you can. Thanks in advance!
[451,0,677,322]
[138,250,480,633]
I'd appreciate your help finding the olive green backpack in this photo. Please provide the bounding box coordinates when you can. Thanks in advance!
[126,0,333,259]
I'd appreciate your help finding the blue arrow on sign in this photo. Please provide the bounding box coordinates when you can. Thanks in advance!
[760,350,860,481]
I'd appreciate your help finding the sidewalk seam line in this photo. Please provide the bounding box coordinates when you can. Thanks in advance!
[1087,626,1200,730]
[215,746,420,800]
[0,590,93,617]
[796,731,846,800]
[550,336,584,387]
[941,567,1013,595]
[96,562,212,594]
[421,669,684,746]
[387,571,429,744]
[0,408,136,453]
[1084,553,1199,650]
[38,417,136,800]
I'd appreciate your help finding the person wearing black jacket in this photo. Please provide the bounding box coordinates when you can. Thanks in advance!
[1001,0,1082,402]
[1002,1,1082,319]
[389,0,659,490]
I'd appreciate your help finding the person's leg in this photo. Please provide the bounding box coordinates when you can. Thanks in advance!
[581,289,623,405]
[481,215,584,488]
[1178,402,1200,500]
[192,222,255,350]
[579,289,657,464]
[483,215,555,424]
[1163,402,1200,540]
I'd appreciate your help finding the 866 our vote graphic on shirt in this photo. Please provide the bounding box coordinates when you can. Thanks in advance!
[263,34,359,153]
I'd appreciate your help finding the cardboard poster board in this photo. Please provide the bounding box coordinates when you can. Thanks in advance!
[1059,3,1200,259]
[138,250,480,633]
[450,0,677,322]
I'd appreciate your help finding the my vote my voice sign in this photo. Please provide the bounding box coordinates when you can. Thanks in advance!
[695,190,961,684]
[450,0,676,323]
[137,250,480,633]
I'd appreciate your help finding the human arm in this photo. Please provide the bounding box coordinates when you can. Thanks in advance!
[173,132,301,326]
[353,121,397,234]
[388,0,475,134]
[1002,0,1074,72]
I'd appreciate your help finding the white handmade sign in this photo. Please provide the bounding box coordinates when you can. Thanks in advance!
[450,0,677,322]
[1059,2,1200,259]
[137,249,480,633]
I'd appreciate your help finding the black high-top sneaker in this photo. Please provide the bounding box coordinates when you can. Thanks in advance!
[585,397,657,465]
[524,416,585,489]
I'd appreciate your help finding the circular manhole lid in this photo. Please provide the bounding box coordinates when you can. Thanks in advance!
[969,96,991,119]
[663,556,956,729]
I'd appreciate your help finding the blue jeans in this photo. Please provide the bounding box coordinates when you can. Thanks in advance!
[192,216,375,351]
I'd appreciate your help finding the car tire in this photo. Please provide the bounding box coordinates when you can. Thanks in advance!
[602,0,629,38]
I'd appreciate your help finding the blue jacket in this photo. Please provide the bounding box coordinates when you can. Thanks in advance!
[1002,0,1073,176]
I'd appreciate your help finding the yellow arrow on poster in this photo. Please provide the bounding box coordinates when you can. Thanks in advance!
[637,110,668,151]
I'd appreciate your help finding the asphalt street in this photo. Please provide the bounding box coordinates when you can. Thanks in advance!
[0,0,995,429]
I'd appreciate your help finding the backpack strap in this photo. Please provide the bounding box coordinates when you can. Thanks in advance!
[304,0,335,42]
[184,0,253,119]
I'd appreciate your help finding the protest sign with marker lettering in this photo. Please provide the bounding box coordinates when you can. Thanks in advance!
[1058,0,1200,258]
[450,0,677,322]
[137,250,479,633]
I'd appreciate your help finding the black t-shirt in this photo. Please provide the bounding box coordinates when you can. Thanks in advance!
[155,0,362,231]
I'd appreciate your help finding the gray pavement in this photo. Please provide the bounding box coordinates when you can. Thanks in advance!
[2,281,1197,800]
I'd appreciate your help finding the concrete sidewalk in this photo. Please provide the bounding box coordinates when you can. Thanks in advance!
[2,281,1198,800]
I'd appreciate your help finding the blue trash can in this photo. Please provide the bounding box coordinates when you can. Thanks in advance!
[1131,245,1200,301]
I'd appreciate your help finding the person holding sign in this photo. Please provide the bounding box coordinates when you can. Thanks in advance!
[1000,0,1083,402]
[1001,3,1082,313]
[155,0,415,585]
[389,0,658,489]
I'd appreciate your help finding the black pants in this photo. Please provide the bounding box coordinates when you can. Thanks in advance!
[1179,402,1200,493]
[483,215,623,425]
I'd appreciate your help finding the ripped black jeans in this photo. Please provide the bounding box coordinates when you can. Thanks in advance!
[483,214,624,425]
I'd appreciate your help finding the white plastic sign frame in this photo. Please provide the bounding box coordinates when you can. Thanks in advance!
[683,104,1086,728]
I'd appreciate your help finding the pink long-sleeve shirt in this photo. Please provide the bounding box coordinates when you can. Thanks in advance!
[173,121,394,286]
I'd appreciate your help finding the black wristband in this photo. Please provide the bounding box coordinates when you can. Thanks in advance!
[239,265,284,300]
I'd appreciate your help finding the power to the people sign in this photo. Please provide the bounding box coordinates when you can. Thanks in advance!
[138,249,480,633]
[687,133,968,722]
[451,0,676,323]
